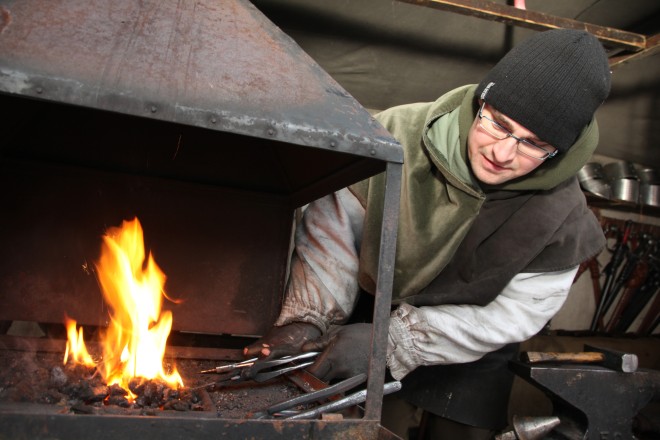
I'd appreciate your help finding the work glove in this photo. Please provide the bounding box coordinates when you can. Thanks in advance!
[301,323,372,382]
[243,322,322,360]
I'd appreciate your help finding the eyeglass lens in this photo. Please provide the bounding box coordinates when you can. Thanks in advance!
[478,104,554,159]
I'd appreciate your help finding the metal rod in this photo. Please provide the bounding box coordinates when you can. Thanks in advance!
[200,358,257,374]
[285,381,402,420]
[395,0,646,52]
[365,161,402,421]
[266,373,367,414]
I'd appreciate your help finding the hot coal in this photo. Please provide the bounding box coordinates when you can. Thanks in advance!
[41,362,209,411]
[0,348,302,418]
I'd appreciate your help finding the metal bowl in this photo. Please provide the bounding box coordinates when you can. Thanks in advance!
[580,178,611,199]
[637,167,660,184]
[604,161,639,181]
[578,163,606,182]
[640,183,660,207]
[610,178,639,203]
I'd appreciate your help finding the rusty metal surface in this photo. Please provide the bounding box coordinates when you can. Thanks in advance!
[0,0,405,339]
[396,0,646,53]
[0,340,404,439]
[0,403,388,440]
[0,0,402,164]
[510,360,660,439]
[0,335,243,362]
[365,162,402,421]
[0,2,404,432]
[0,160,290,336]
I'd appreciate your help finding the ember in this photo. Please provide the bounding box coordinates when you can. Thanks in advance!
[0,349,302,418]
[50,362,201,413]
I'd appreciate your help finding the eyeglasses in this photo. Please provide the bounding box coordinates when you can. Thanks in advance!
[477,102,557,161]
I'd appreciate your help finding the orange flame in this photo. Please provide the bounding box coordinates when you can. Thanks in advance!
[64,218,183,394]
[63,316,95,367]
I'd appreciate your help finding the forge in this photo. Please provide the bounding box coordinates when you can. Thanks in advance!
[0,0,403,438]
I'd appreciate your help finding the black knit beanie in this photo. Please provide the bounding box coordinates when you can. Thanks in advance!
[475,29,611,153]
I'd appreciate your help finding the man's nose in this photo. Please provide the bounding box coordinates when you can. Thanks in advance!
[492,136,518,162]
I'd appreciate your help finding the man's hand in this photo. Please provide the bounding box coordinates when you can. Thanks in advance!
[302,323,372,382]
[243,322,322,360]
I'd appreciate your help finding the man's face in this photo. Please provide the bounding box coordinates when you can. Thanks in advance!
[467,102,557,186]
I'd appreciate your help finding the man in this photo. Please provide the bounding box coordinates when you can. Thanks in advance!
[244,29,611,437]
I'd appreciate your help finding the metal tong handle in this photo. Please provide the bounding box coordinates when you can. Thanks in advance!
[193,352,320,390]
[200,357,258,374]
[242,351,320,380]
[251,360,316,382]
[267,373,367,415]
[284,381,402,420]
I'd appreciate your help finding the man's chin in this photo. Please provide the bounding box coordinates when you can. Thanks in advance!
[473,167,511,186]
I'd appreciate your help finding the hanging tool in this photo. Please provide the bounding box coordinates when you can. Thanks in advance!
[637,285,660,335]
[614,250,660,333]
[648,314,660,335]
[591,220,633,331]
[600,233,648,322]
[604,236,653,332]
[193,352,319,390]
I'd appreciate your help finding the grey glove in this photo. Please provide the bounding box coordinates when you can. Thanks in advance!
[243,322,322,359]
[302,323,372,382]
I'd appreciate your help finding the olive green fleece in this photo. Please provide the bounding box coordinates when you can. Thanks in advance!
[350,85,600,300]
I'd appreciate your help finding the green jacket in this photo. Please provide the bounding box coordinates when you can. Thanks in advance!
[350,85,603,303]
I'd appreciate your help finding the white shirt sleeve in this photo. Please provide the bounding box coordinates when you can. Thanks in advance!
[386,267,578,380]
[275,188,365,333]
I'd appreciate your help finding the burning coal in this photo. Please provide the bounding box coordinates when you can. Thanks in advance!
[64,218,183,398]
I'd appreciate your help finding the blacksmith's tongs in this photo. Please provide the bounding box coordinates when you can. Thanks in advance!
[194,351,319,390]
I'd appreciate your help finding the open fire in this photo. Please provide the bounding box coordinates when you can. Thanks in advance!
[63,218,183,398]
[0,216,307,417]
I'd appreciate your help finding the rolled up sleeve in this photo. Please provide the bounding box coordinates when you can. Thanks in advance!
[386,267,578,379]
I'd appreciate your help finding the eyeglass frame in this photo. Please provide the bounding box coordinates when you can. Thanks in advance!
[477,101,558,161]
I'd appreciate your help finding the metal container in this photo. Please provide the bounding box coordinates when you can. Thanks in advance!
[637,167,660,184]
[637,167,660,207]
[578,163,611,199]
[603,161,639,181]
[640,183,660,207]
[610,178,640,203]
[578,162,607,182]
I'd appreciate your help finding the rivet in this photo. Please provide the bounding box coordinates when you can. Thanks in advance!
[370,149,376,156]
[267,129,275,136]
[211,117,217,124]
[330,141,337,148]
[35,87,43,94]
[150,105,157,113]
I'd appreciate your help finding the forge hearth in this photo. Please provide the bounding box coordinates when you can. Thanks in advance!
[0,344,303,419]
[0,0,403,438]
[0,334,394,439]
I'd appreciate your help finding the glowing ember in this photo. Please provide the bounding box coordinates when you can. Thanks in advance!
[64,217,183,395]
